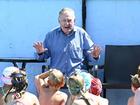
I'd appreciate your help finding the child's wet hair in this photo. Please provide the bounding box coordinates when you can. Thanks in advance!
[47,69,65,88]
[131,66,140,89]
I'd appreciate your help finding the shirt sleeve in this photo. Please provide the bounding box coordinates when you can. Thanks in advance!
[37,51,49,60]
[83,31,94,51]
[37,33,51,60]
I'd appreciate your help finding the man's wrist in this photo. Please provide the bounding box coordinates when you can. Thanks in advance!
[93,55,100,60]
[37,52,44,55]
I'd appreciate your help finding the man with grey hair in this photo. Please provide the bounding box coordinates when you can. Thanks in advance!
[33,7,100,76]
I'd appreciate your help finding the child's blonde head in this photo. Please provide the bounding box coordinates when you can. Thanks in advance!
[48,69,65,88]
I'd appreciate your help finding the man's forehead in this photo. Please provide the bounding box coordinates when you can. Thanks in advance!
[60,11,75,18]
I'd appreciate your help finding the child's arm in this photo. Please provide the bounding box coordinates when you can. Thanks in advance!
[35,70,52,93]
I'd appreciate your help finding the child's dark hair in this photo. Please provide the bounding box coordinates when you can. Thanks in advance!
[137,65,140,78]
[4,72,28,103]
[131,66,140,89]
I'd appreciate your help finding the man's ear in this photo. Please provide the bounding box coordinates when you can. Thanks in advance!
[58,18,60,23]
[74,19,76,23]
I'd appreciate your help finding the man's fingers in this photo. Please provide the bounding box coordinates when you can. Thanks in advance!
[33,42,43,47]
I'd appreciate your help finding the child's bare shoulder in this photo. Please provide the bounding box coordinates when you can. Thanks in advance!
[56,91,68,101]
[54,91,68,104]
[56,91,67,97]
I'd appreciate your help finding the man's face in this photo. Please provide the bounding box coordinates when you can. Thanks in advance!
[59,11,75,35]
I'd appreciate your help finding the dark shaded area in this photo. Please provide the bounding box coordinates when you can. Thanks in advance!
[103,45,140,97]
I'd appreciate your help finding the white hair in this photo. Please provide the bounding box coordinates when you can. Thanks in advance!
[58,7,75,20]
